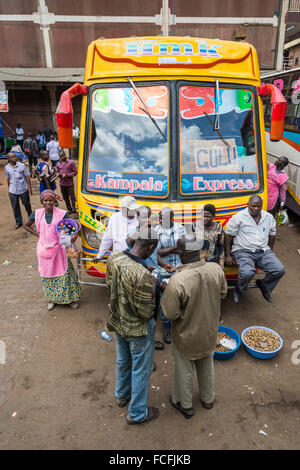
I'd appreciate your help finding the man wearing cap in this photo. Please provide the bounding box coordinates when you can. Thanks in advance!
[93,196,139,261]
[161,233,227,419]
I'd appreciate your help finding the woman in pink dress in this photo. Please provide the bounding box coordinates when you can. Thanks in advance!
[24,190,81,311]
[267,157,289,218]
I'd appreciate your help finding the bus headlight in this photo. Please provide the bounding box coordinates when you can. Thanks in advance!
[82,225,103,249]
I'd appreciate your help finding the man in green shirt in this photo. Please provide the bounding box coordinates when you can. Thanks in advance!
[106,227,160,425]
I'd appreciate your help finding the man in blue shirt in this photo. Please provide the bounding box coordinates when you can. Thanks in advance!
[5,152,32,228]
[155,208,186,344]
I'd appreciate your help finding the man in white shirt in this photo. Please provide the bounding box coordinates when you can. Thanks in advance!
[46,135,60,170]
[5,152,32,228]
[93,196,139,261]
[224,195,285,304]
[15,123,24,149]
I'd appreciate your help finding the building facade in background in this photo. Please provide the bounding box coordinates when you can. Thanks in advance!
[0,0,298,137]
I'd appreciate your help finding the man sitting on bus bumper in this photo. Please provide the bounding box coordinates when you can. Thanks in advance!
[93,196,139,261]
[224,195,285,304]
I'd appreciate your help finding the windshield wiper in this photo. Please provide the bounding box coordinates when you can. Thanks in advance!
[127,77,167,141]
[214,79,220,130]
[204,112,230,147]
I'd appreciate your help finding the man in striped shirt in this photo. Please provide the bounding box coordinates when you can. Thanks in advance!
[155,207,186,344]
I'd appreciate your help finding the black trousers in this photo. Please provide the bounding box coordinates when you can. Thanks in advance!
[60,185,76,212]
[9,191,32,225]
[28,155,38,175]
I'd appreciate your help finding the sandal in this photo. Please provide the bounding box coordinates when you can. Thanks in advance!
[201,399,214,409]
[169,396,194,419]
[127,406,159,424]
[115,396,131,408]
[155,341,165,350]
[69,302,79,309]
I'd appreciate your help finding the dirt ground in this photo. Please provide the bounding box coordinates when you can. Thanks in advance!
[0,158,300,451]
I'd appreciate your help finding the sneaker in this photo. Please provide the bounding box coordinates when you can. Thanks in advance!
[47,302,55,311]
[69,302,79,309]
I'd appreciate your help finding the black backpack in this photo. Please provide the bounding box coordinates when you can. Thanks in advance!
[23,139,32,156]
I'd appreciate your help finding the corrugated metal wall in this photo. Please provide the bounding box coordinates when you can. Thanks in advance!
[0,0,281,138]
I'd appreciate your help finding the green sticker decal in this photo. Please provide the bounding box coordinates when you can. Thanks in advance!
[79,210,106,233]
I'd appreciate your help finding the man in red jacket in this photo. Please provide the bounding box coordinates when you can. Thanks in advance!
[56,150,78,216]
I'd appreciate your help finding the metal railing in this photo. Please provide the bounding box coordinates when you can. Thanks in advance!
[289,0,300,11]
[76,257,107,287]
[283,57,294,70]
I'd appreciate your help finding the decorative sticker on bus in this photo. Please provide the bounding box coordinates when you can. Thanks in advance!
[93,87,252,121]
[179,88,252,119]
[87,171,168,197]
[93,86,168,118]
[181,173,258,194]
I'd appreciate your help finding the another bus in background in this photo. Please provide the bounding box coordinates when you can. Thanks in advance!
[262,67,300,215]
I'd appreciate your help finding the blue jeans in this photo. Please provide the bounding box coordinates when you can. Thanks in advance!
[114,317,156,422]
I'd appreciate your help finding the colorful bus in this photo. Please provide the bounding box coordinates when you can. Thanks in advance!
[56,36,286,283]
[261,67,300,215]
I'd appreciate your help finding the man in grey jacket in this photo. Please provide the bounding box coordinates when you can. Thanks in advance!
[161,233,227,419]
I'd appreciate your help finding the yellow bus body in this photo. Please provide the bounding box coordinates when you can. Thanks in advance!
[76,37,268,279]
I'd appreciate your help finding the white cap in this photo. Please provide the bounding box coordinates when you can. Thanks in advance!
[120,196,138,211]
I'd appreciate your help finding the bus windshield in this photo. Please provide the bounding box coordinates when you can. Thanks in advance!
[87,84,169,198]
[179,85,260,196]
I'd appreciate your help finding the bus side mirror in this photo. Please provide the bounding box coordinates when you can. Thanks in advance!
[258,83,287,142]
[56,83,88,148]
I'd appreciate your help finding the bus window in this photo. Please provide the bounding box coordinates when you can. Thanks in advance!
[265,70,300,132]
[86,84,169,199]
[179,86,259,196]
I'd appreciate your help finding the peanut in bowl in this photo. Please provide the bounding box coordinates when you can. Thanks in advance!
[241,326,283,359]
[214,326,241,360]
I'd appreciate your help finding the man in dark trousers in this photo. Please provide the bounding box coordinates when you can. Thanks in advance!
[224,195,285,304]
[43,124,52,143]
[23,133,39,177]
[5,152,32,228]
[106,227,159,425]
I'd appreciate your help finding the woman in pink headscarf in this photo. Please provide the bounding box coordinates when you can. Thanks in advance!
[24,190,81,311]
[267,157,289,218]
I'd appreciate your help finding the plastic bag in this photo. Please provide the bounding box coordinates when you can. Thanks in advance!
[276,209,289,226]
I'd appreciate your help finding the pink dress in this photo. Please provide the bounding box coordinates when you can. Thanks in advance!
[267,162,288,210]
[35,207,67,278]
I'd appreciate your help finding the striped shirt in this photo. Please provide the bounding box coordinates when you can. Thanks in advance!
[106,251,155,337]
